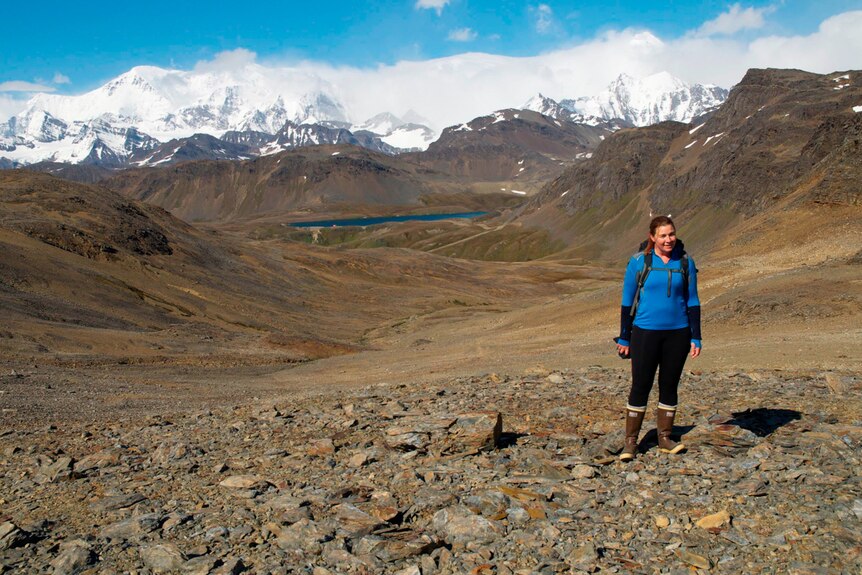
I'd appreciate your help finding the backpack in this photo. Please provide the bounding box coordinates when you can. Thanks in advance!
[629,240,690,318]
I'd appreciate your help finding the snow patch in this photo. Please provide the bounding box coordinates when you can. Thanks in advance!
[703,132,725,145]
[561,190,569,197]
[151,155,174,166]
[854,106,862,113]
[511,190,526,195]
[688,124,704,135]
[832,74,850,81]
[685,140,698,149]
[380,125,434,151]
[331,151,340,155]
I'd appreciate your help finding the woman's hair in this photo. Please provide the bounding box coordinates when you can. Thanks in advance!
[644,215,676,254]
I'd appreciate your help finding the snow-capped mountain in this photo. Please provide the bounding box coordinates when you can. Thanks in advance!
[126,121,399,167]
[559,72,728,127]
[377,123,437,152]
[522,94,605,126]
[130,134,256,167]
[353,112,404,136]
[350,113,437,152]
[1,65,725,168]
[0,109,160,166]
[261,121,398,157]
[0,64,424,167]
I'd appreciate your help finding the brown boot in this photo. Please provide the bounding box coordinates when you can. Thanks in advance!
[619,408,645,462]
[657,408,686,454]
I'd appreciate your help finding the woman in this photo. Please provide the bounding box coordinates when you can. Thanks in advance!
[615,216,701,461]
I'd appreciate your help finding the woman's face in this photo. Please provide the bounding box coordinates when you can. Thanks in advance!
[650,224,677,256]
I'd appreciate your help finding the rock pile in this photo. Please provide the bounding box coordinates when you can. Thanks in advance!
[1,366,860,574]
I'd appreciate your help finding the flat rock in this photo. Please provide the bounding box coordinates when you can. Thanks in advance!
[432,505,502,546]
[0,522,26,550]
[90,492,147,512]
[73,449,120,473]
[332,503,383,536]
[696,509,731,530]
[218,474,267,489]
[101,513,164,540]
[50,539,96,574]
[141,543,187,573]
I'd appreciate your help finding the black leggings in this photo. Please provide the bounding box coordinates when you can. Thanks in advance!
[627,326,690,409]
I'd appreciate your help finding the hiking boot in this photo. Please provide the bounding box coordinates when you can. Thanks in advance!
[657,408,686,454]
[619,408,645,462]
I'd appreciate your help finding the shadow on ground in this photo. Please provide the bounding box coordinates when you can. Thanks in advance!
[728,407,802,437]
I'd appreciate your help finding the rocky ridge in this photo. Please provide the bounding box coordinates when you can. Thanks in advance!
[2,367,860,574]
[510,68,862,262]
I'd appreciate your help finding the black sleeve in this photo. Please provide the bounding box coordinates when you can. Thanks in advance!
[619,305,634,341]
[687,305,702,340]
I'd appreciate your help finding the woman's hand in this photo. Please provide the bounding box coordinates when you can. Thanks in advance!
[690,343,701,358]
[617,344,630,357]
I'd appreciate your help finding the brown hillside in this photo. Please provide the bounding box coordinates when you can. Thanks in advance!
[508,68,862,261]
[0,170,578,376]
[411,109,609,190]
[102,145,518,223]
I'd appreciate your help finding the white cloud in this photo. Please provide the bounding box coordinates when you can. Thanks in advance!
[0,94,29,120]
[694,3,776,37]
[193,48,258,72]
[415,0,450,15]
[448,28,477,42]
[533,4,555,34]
[0,80,56,93]
[53,73,71,85]
[329,10,862,130]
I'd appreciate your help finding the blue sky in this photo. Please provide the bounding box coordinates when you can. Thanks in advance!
[2,0,860,95]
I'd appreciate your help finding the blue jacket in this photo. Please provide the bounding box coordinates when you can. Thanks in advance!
[618,248,701,347]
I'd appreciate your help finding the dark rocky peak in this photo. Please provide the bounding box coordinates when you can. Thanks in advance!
[432,109,583,150]
[221,129,276,149]
[129,133,256,166]
[270,121,396,155]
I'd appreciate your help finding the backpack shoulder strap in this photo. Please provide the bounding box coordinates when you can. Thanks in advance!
[635,251,653,288]
[630,252,651,317]
[681,253,690,304]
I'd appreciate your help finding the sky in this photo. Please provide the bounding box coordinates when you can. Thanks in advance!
[2,1,862,128]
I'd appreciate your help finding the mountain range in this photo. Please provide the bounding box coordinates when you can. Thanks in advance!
[1,69,727,169]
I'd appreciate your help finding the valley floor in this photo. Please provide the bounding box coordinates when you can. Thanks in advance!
[1,268,859,425]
